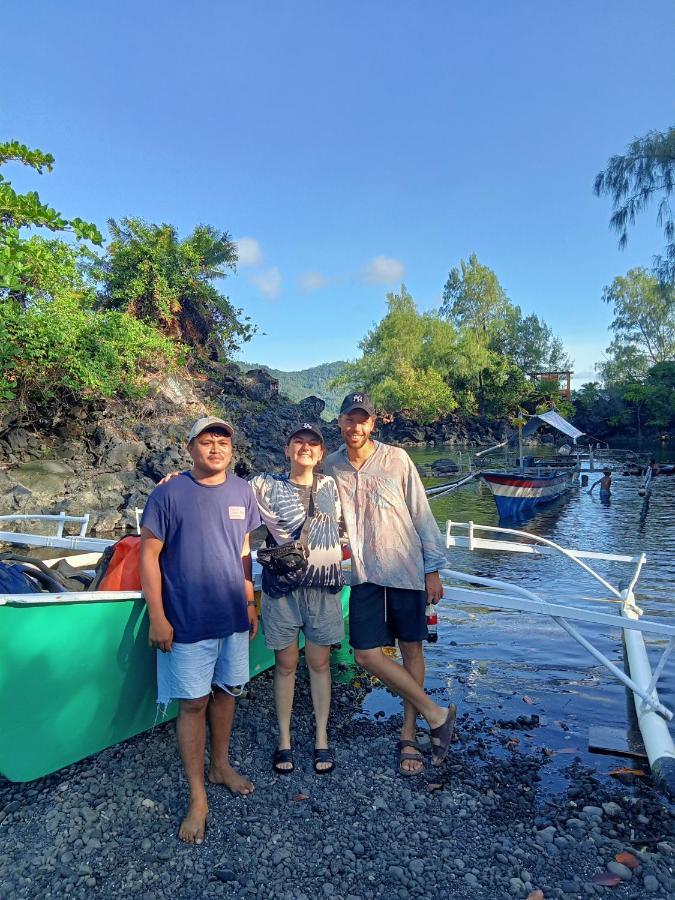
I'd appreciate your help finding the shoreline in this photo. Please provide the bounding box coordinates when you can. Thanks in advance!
[1,669,673,899]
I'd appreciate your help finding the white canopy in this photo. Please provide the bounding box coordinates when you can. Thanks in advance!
[521,410,584,443]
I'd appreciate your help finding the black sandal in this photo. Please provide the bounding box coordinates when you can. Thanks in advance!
[313,747,335,775]
[398,739,425,776]
[272,748,294,774]
[429,704,457,767]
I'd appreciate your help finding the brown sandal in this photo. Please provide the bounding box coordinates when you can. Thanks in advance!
[429,704,457,766]
[398,739,425,776]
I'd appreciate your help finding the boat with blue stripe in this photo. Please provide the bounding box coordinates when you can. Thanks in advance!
[479,409,583,521]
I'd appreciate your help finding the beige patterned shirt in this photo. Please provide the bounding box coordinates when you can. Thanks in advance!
[324,441,447,590]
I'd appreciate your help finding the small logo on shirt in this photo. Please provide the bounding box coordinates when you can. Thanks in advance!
[228,506,246,520]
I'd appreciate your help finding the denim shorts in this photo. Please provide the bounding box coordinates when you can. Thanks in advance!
[261,586,345,650]
[156,631,250,705]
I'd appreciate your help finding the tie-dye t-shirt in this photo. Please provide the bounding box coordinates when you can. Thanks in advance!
[249,473,344,598]
[324,441,447,590]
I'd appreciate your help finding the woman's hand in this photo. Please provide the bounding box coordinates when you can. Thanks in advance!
[158,471,181,486]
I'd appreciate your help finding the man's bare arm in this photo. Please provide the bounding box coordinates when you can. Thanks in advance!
[241,532,258,640]
[140,526,174,652]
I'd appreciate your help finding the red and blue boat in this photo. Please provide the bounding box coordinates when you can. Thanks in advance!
[481,466,578,519]
[480,410,583,520]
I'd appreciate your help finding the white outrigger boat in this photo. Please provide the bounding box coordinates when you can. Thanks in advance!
[440,520,675,796]
[1,513,674,796]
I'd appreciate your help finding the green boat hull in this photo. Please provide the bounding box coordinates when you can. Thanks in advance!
[0,587,350,782]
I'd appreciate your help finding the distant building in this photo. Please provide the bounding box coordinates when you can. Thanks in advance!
[527,371,573,401]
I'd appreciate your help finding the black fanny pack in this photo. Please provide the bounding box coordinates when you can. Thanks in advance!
[256,476,317,590]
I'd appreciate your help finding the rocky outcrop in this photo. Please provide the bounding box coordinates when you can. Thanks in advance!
[0,361,507,534]
[0,363,336,533]
[377,412,505,447]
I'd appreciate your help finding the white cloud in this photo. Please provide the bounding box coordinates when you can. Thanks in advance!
[297,271,329,293]
[251,266,282,299]
[362,255,405,285]
[235,236,263,267]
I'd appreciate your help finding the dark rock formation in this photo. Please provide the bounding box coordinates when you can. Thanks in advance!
[0,362,506,534]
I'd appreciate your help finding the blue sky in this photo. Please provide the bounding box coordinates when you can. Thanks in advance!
[3,1,674,385]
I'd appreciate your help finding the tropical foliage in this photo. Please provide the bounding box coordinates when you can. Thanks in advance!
[336,278,568,424]
[0,140,102,295]
[0,234,175,422]
[594,125,675,282]
[99,218,255,360]
[574,268,675,438]
[0,139,256,428]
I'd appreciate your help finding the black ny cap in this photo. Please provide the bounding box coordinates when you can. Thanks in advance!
[339,392,376,417]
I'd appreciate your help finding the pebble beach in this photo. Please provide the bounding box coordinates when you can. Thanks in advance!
[1,665,674,900]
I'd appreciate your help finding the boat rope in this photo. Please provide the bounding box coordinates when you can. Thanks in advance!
[425,473,476,498]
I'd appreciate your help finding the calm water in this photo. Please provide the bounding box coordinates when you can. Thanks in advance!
[359,446,675,787]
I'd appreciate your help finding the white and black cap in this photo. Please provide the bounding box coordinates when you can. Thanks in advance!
[188,415,235,442]
[287,422,324,445]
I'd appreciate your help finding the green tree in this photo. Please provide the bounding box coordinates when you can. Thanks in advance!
[441,253,510,339]
[335,286,465,422]
[597,268,675,391]
[99,217,255,359]
[643,361,675,431]
[0,140,102,294]
[594,126,675,281]
[440,254,570,411]
[601,267,675,367]
[500,309,571,372]
[0,236,175,421]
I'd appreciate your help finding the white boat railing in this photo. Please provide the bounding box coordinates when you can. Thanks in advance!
[441,520,675,724]
[0,513,113,552]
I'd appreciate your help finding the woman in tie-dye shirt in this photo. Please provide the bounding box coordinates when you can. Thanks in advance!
[250,423,344,776]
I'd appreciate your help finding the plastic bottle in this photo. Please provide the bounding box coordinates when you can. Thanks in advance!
[425,604,438,643]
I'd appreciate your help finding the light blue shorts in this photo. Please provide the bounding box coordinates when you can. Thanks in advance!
[156,631,250,705]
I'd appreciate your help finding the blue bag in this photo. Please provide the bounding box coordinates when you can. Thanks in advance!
[0,562,41,594]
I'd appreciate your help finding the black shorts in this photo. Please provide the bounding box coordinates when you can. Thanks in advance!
[349,582,428,650]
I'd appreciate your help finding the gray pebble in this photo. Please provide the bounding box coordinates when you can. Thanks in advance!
[607,860,632,880]
[602,801,621,817]
[536,826,557,844]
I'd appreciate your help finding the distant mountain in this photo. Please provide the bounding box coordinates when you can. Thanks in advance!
[236,360,349,419]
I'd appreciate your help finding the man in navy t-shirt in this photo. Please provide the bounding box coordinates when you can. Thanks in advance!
[140,416,261,845]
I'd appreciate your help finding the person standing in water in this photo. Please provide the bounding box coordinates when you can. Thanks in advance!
[250,423,344,775]
[324,392,456,776]
[588,467,612,497]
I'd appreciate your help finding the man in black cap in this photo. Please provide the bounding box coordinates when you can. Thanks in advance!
[324,393,456,775]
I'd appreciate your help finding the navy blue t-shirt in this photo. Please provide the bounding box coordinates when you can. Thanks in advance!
[141,472,261,643]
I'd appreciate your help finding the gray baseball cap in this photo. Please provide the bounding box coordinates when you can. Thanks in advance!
[339,391,376,416]
[287,422,324,445]
[188,416,235,442]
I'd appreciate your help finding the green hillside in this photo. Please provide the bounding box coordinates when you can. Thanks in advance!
[237,361,349,419]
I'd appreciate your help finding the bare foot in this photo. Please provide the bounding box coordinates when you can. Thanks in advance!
[208,763,255,794]
[178,796,208,844]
